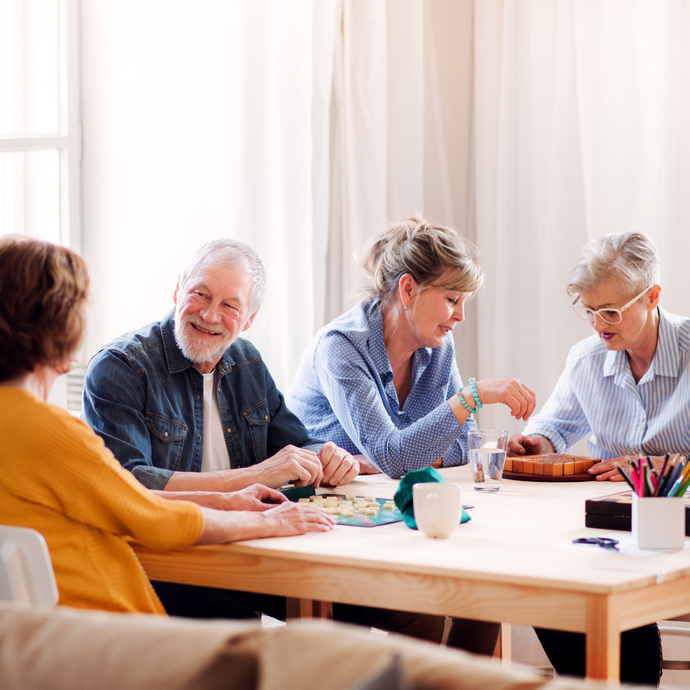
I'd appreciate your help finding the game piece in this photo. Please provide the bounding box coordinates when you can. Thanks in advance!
[523,459,534,474]
[364,496,376,502]
[367,501,379,507]
[504,457,513,472]
[346,495,356,500]
[298,498,310,503]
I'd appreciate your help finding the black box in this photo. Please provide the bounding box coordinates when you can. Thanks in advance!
[585,490,690,535]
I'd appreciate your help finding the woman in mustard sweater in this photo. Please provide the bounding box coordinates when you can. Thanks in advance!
[0,235,333,615]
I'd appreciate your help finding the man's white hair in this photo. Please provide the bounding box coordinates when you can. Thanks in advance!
[180,239,266,314]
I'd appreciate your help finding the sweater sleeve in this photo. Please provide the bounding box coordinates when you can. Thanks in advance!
[6,405,204,550]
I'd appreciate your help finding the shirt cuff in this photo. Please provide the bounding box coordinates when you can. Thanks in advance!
[132,465,175,490]
[521,423,567,454]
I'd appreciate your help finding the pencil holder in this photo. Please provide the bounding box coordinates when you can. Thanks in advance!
[632,495,685,550]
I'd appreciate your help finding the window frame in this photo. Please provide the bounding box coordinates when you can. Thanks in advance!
[0,0,81,250]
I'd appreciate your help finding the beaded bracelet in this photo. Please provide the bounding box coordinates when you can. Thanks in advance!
[457,387,477,414]
[457,377,483,414]
[469,377,483,409]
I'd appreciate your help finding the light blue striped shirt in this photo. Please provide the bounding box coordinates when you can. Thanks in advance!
[524,308,690,459]
[288,299,475,478]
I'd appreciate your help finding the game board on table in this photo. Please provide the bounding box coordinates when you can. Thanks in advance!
[298,493,404,527]
[503,454,602,482]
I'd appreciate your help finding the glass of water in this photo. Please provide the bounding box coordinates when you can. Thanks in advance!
[468,429,508,492]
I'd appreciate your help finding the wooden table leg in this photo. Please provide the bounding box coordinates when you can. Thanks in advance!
[493,623,512,667]
[586,595,620,683]
[286,598,333,620]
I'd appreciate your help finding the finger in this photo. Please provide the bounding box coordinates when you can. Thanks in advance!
[291,462,315,488]
[524,436,541,449]
[595,469,621,481]
[338,460,360,486]
[319,451,341,484]
[301,456,323,489]
[261,487,288,504]
[327,458,355,486]
[588,460,616,475]
[507,436,526,457]
[319,441,336,465]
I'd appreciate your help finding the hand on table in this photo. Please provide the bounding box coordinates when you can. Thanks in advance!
[589,455,672,481]
[259,501,336,536]
[319,442,360,486]
[223,484,288,511]
[507,434,555,457]
[472,379,536,421]
[252,445,323,488]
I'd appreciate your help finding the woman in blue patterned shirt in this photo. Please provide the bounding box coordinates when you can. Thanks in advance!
[289,217,536,480]
[289,217,535,657]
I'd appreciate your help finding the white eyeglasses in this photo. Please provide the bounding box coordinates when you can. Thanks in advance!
[571,286,653,325]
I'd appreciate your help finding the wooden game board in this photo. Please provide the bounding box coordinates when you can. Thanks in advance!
[299,493,404,527]
[503,454,601,482]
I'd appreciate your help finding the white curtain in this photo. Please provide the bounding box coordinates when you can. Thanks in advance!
[81,0,690,411]
[473,0,690,437]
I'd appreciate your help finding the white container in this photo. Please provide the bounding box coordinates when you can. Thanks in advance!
[412,483,462,539]
[632,495,685,550]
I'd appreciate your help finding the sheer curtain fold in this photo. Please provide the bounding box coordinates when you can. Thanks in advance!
[82,0,690,415]
[473,0,690,436]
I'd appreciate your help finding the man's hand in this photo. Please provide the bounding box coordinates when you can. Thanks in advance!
[319,442,360,486]
[507,434,554,457]
[252,445,324,488]
[223,484,287,511]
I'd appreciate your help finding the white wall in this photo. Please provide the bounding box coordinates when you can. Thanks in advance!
[81,0,320,392]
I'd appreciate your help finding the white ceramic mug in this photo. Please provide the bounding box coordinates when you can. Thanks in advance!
[412,483,462,539]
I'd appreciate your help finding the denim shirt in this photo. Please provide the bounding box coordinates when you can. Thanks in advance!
[83,310,321,490]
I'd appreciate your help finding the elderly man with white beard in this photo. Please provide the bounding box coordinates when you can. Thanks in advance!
[83,239,444,642]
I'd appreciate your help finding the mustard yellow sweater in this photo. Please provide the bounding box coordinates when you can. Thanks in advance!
[0,388,204,614]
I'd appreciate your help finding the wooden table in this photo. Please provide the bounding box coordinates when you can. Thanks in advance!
[132,465,690,683]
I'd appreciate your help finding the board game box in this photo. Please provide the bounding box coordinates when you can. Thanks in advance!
[585,490,690,535]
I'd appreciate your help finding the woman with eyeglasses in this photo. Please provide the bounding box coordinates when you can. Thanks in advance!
[509,231,669,685]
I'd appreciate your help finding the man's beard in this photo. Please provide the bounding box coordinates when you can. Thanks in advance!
[174,314,234,364]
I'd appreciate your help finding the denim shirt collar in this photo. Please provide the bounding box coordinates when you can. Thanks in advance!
[160,309,236,376]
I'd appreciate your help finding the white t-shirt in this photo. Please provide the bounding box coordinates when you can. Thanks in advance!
[201,370,231,472]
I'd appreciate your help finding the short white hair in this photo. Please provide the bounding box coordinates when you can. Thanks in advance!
[180,239,266,313]
[567,232,660,297]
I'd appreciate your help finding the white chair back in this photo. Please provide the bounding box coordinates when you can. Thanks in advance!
[0,525,59,609]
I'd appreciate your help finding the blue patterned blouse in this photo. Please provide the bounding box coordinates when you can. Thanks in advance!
[288,299,475,478]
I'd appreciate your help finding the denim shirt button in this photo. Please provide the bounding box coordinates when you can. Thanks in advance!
[226,428,231,433]
[163,432,168,438]
[195,395,200,401]
[264,415,269,421]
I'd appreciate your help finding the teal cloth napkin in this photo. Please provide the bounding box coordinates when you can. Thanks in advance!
[394,467,471,530]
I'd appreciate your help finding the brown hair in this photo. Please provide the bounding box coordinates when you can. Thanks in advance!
[0,236,90,382]
[359,217,483,304]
